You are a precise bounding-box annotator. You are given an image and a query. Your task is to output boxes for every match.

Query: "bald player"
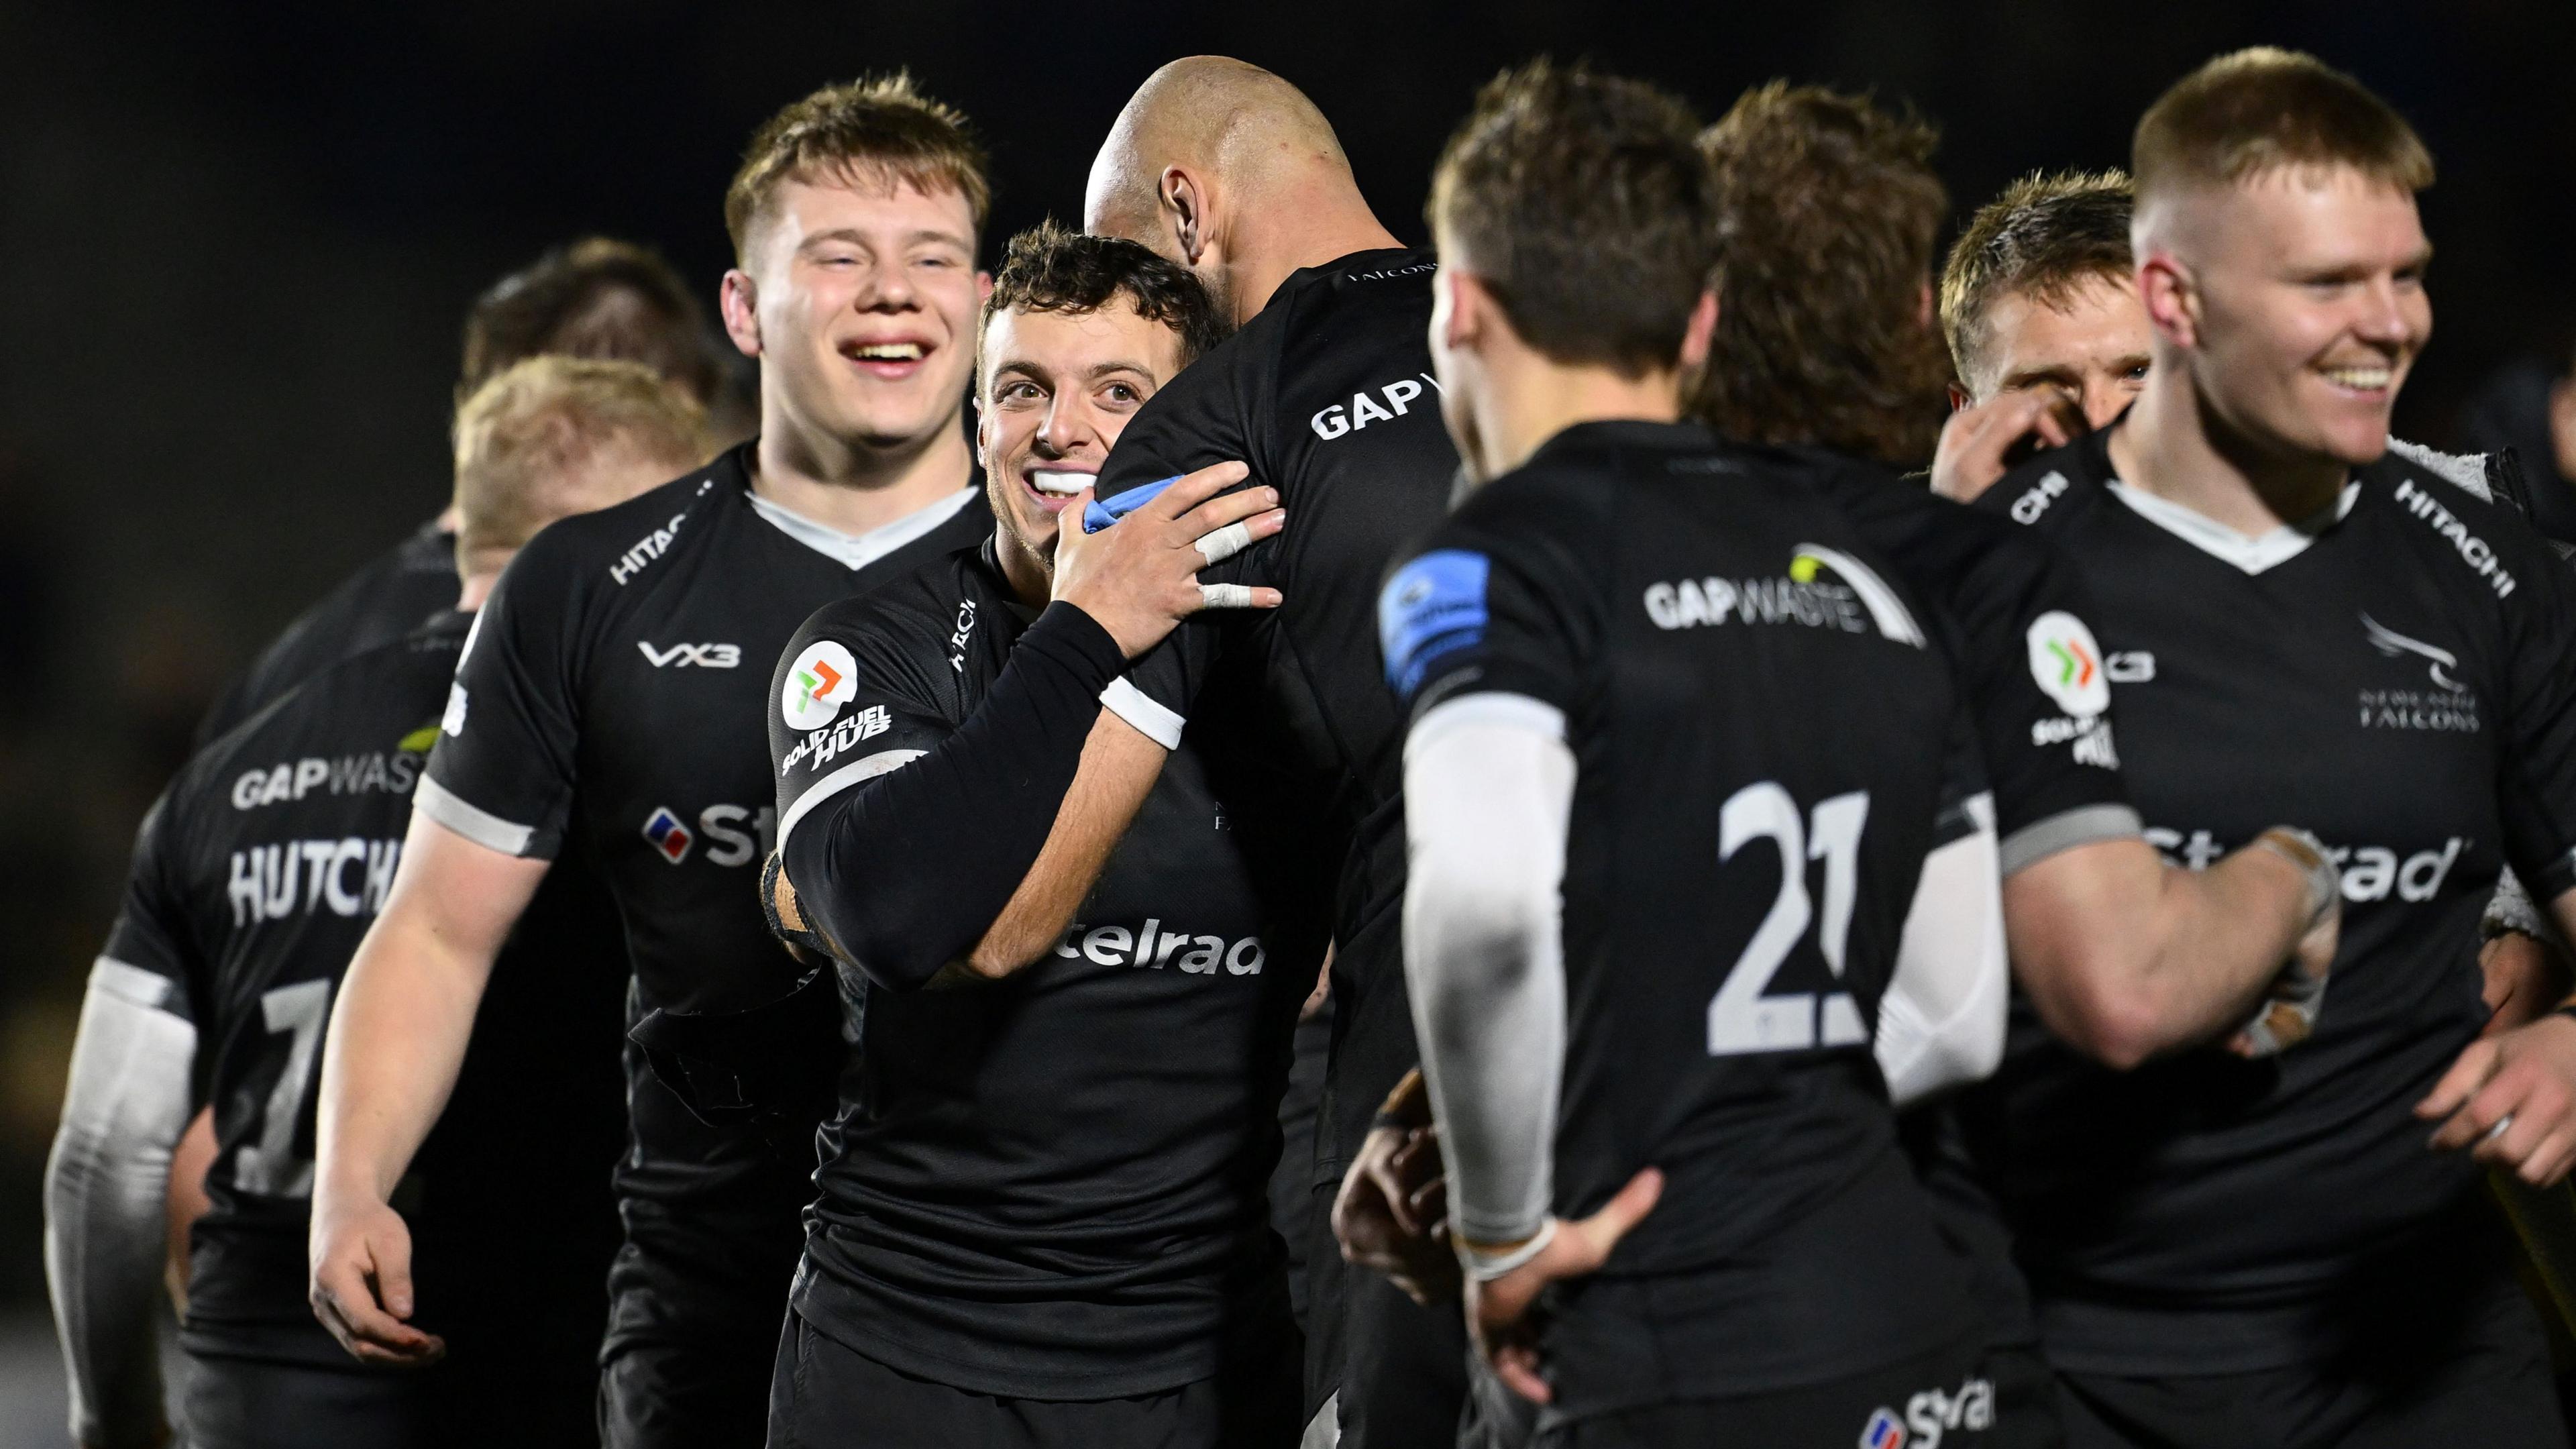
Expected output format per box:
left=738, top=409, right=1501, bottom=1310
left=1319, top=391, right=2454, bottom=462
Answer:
left=912, top=58, right=1468, bottom=1446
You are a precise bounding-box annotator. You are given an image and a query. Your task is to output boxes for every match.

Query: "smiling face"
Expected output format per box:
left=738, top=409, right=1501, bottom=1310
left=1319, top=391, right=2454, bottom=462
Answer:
left=2161, top=166, right=2431, bottom=468
left=732, top=174, right=984, bottom=454
left=975, top=298, right=1186, bottom=587
left=1970, top=274, right=2154, bottom=427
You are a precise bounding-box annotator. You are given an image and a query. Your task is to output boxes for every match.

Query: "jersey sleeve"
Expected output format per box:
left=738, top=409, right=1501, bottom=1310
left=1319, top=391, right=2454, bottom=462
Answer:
left=1377, top=480, right=1601, bottom=721
left=773, top=597, right=1129, bottom=992
left=1947, top=525, right=2142, bottom=875
left=1089, top=322, right=1276, bottom=733
left=2494, top=536, right=2576, bottom=903
left=770, top=607, right=959, bottom=857
left=98, top=792, right=201, bottom=1028
left=416, top=529, right=590, bottom=859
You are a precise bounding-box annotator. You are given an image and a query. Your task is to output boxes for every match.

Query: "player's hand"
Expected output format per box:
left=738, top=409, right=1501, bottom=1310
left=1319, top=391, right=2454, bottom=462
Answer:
left=1051, top=462, right=1284, bottom=657
left=1466, top=1167, right=1663, bottom=1405
left=2481, top=932, right=2573, bottom=1037
left=309, top=1191, right=446, bottom=1367
left=1333, top=1124, right=1460, bottom=1305
left=2419, top=1012, right=2576, bottom=1185
left=2226, top=835, right=2341, bottom=1057
left=1929, top=390, right=2085, bottom=504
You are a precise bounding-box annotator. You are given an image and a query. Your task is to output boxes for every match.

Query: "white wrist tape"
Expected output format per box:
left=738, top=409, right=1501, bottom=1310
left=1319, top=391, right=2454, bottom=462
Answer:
left=1462, top=1219, right=1558, bottom=1282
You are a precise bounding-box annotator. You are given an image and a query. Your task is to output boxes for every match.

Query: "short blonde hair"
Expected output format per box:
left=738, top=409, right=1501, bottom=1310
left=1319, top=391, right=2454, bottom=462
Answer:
left=1939, top=170, right=2135, bottom=389
left=724, top=72, right=990, bottom=266
left=2134, top=48, right=2432, bottom=208
left=451, top=357, right=710, bottom=562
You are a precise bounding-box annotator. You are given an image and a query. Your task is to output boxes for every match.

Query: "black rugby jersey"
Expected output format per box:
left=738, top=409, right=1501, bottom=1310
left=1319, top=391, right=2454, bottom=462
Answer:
left=421, top=442, right=987, bottom=1020
left=1781, top=444, right=2139, bottom=865
left=1382, top=421, right=1986, bottom=1412
left=103, top=614, right=626, bottom=1371
left=199, top=519, right=457, bottom=747
left=768, top=539, right=1324, bottom=1398
left=1090, top=248, right=1458, bottom=1180
left=1970, top=430, right=2576, bottom=1373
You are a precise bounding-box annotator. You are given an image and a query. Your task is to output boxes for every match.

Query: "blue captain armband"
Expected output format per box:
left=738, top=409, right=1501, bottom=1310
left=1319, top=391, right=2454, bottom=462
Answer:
left=1379, top=549, right=1491, bottom=702
left=1081, top=475, right=1183, bottom=533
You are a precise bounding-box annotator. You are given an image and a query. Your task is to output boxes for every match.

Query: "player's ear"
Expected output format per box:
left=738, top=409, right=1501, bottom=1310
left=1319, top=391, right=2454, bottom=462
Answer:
left=2137, top=252, right=2197, bottom=351
left=1678, top=290, right=1719, bottom=371
left=1163, top=166, right=1207, bottom=266
left=719, top=270, right=763, bottom=358
left=1947, top=381, right=1972, bottom=413
left=976, top=270, right=995, bottom=306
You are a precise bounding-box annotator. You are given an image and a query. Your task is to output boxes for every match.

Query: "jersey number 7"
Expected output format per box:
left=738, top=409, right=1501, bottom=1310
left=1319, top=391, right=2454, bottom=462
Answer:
left=1711, top=782, right=1871, bottom=1057
left=232, top=978, right=334, bottom=1198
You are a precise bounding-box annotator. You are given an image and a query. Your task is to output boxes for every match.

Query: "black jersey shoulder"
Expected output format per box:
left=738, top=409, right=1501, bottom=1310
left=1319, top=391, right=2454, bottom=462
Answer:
left=773, top=539, right=1014, bottom=730
left=1094, top=247, right=1440, bottom=505
left=181, top=614, right=467, bottom=828
left=197, top=519, right=456, bottom=746
left=494, top=446, right=747, bottom=614
left=1981, top=425, right=2121, bottom=535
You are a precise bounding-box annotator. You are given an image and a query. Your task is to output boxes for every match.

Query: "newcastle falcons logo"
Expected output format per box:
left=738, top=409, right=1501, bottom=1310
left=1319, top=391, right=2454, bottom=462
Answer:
left=2360, top=614, right=2465, bottom=694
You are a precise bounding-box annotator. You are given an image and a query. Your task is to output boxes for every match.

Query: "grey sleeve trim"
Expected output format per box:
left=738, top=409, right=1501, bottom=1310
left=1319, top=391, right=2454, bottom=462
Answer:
left=2387, top=437, right=2495, bottom=504
left=775, top=749, right=929, bottom=851
left=1099, top=676, right=1184, bottom=749
left=1998, top=802, right=2144, bottom=877
left=413, top=776, right=541, bottom=859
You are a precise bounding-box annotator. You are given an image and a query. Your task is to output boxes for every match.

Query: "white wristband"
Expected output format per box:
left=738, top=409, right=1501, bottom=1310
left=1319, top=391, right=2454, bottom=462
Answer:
left=1461, top=1219, right=1558, bottom=1281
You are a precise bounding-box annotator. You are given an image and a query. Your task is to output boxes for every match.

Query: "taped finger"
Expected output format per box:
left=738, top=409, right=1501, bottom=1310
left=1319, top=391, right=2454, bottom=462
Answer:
left=1200, top=582, right=1258, bottom=608
left=1196, top=520, right=1254, bottom=565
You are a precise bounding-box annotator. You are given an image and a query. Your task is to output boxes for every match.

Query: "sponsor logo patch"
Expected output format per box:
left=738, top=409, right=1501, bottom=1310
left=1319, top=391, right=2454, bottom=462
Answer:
left=641, top=807, right=694, bottom=865
left=1051, top=919, right=1267, bottom=975
left=1311, top=373, right=1440, bottom=441
left=1861, top=1373, right=1996, bottom=1449
left=782, top=641, right=859, bottom=731
left=1642, top=545, right=1923, bottom=647
left=638, top=641, right=741, bottom=669
left=2026, top=610, right=2110, bottom=717
left=1379, top=549, right=1490, bottom=700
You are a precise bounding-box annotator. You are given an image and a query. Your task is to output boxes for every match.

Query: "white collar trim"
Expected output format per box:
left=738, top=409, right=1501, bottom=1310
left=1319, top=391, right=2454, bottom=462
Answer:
left=745, top=485, right=975, bottom=572
left=2105, top=478, right=2359, bottom=575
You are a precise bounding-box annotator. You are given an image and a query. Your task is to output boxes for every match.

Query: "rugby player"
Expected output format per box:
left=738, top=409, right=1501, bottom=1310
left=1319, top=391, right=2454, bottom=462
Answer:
left=1978, top=50, right=2576, bottom=1446
left=305, top=76, right=996, bottom=1448
left=1079, top=56, right=1473, bottom=1445
left=1935, top=169, right=2574, bottom=1038
left=196, top=237, right=724, bottom=745
left=1931, top=173, right=2151, bottom=504
left=44, top=358, right=702, bottom=1449
left=1341, top=78, right=2347, bottom=1449
left=1383, top=60, right=2027, bottom=1444
left=741, top=222, right=1311, bottom=1447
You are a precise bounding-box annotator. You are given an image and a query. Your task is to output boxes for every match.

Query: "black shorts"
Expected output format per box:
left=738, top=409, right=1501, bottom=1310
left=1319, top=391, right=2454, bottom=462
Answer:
left=765, top=1309, right=1305, bottom=1449
left=1533, top=1334, right=2028, bottom=1449
left=182, top=1352, right=435, bottom=1449
left=599, top=1046, right=810, bottom=1449
left=2052, top=1279, right=2565, bottom=1449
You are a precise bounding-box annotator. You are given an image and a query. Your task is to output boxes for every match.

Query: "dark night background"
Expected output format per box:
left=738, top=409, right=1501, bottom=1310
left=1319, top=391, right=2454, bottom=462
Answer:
left=1, top=0, right=2569, bottom=1428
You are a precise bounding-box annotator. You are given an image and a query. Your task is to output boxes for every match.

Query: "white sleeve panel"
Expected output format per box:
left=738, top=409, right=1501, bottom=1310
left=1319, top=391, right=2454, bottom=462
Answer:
left=1875, top=795, right=2010, bottom=1108
left=1400, top=692, right=1574, bottom=1252
left=44, top=959, right=195, bottom=1448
